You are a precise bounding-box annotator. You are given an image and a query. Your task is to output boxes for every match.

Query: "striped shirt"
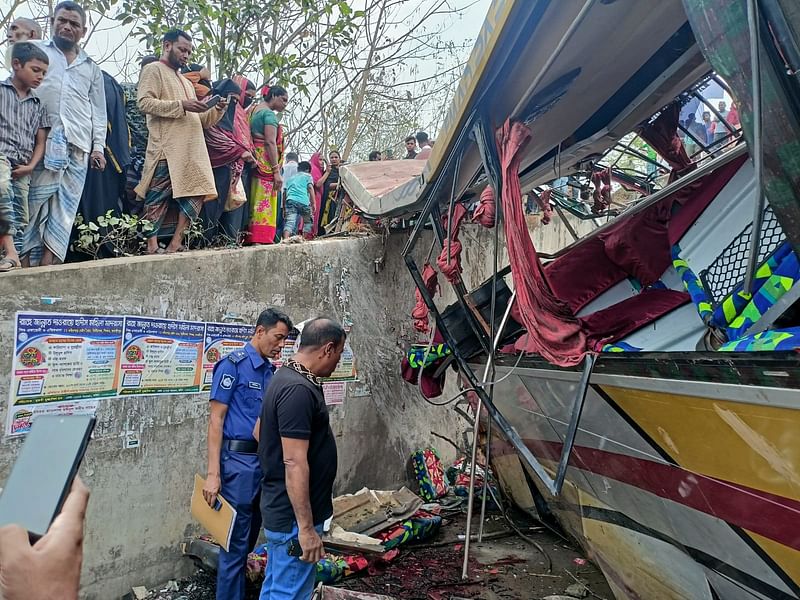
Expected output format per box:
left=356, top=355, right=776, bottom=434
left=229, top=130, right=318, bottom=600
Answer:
left=0, top=78, right=49, bottom=166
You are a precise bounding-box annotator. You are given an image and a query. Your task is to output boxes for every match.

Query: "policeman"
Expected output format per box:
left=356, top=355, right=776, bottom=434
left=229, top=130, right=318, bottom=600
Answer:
left=204, top=308, right=293, bottom=600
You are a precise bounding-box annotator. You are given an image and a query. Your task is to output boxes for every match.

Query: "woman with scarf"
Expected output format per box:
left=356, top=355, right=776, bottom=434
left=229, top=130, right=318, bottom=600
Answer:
left=201, top=75, right=257, bottom=243
left=247, top=85, right=288, bottom=244
left=315, top=150, right=341, bottom=235
left=180, top=63, right=213, bottom=98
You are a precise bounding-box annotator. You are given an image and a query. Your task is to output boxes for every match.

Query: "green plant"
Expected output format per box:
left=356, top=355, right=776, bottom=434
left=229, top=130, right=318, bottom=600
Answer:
left=72, top=211, right=155, bottom=258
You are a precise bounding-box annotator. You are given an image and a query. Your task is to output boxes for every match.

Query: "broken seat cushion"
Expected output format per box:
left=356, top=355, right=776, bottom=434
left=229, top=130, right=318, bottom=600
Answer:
left=411, top=448, right=448, bottom=501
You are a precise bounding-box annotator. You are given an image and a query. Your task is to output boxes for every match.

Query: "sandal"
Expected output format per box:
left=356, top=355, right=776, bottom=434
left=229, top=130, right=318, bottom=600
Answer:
left=0, top=257, right=20, bottom=272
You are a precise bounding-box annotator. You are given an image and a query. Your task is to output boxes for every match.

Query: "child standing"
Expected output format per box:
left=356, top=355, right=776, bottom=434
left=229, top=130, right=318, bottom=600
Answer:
left=0, top=41, right=49, bottom=271
left=282, top=161, right=315, bottom=241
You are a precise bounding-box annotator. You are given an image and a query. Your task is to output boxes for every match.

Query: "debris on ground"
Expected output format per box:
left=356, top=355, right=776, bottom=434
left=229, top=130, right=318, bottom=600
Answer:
left=143, top=451, right=612, bottom=599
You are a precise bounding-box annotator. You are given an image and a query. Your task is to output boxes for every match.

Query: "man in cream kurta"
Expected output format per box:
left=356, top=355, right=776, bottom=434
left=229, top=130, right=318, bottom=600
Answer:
left=135, top=28, right=224, bottom=254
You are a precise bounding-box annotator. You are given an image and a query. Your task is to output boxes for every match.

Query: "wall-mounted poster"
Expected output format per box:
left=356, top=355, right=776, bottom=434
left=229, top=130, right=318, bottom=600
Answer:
left=201, top=322, right=253, bottom=391
left=119, top=317, right=205, bottom=396
left=7, top=312, right=123, bottom=435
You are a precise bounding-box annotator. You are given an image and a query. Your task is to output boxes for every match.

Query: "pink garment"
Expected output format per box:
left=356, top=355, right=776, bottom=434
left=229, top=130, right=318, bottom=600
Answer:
left=497, top=120, right=587, bottom=367
left=472, top=185, right=496, bottom=228
left=413, top=263, right=439, bottom=334
left=309, top=152, right=324, bottom=238
left=533, top=189, right=553, bottom=224
left=436, top=203, right=468, bottom=284
left=416, top=145, right=432, bottom=160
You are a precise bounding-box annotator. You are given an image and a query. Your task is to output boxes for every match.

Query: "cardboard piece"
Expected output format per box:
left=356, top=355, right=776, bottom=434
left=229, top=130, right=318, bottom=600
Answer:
left=190, top=474, right=237, bottom=551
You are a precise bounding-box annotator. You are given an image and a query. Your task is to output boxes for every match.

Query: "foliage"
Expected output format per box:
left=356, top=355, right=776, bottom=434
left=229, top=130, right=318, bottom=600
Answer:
left=72, top=211, right=154, bottom=258
left=116, top=0, right=363, bottom=87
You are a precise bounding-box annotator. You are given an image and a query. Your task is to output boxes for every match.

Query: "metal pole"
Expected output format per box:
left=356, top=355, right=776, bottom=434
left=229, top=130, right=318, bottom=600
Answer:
left=461, top=292, right=516, bottom=579
left=461, top=394, right=483, bottom=580
left=477, top=403, right=492, bottom=541
left=744, top=0, right=765, bottom=295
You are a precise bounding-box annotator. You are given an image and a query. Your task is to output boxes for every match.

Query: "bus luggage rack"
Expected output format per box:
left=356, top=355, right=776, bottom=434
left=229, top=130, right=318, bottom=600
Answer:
left=699, top=205, right=785, bottom=307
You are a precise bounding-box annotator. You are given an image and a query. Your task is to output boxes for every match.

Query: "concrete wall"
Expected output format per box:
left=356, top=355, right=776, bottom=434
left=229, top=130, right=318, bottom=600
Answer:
left=0, top=235, right=470, bottom=599
left=0, top=209, right=589, bottom=598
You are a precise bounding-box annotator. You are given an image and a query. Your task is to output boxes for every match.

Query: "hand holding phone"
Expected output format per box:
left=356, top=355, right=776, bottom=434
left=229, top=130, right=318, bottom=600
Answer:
left=204, top=94, right=222, bottom=108
left=0, top=415, right=95, bottom=539
left=0, top=477, right=89, bottom=600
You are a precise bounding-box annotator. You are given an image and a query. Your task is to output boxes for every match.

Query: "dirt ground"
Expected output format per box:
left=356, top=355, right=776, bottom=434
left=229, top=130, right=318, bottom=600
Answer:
left=138, top=511, right=612, bottom=600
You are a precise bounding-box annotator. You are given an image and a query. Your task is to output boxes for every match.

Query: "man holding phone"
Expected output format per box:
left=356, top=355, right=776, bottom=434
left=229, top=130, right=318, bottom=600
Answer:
left=135, top=28, right=226, bottom=254
left=205, top=309, right=292, bottom=600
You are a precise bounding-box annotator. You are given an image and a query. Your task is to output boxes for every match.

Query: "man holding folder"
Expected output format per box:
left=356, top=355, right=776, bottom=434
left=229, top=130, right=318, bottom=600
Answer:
left=203, top=309, right=293, bottom=600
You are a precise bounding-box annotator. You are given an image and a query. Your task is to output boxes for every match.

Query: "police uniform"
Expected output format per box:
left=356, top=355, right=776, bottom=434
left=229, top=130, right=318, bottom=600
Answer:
left=210, top=342, right=274, bottom=600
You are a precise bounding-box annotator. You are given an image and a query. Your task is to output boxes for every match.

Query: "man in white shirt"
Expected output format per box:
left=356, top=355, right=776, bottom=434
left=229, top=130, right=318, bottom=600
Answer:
left=21, top=1, right=106, bottom=266
left=415, top=131, right=433, bottom=161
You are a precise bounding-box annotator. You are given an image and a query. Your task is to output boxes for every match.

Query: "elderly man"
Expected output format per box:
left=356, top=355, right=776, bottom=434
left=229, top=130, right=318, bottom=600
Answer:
left=4, top=17, right=42, bottom=75
left=20, top=1, right=106, bottom=267
left=257, top=318, right=346, bottom=600
left=135, top=29, right=226, bottom=254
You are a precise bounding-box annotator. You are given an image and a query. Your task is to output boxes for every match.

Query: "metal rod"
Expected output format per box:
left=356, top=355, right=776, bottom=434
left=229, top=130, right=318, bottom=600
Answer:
left=462, top=291, right=516, bottom=578
left=744, top=0, right=765, bottom=295
left=461, top=394, right=483, bottom=580
left=478, top=405, right=492, bottom=541
left=553, top=354, right=596, bottom=492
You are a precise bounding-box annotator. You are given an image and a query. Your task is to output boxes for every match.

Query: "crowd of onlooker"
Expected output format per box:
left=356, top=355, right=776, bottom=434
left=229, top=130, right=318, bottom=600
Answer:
left=0, top=3, right=438, bottom=270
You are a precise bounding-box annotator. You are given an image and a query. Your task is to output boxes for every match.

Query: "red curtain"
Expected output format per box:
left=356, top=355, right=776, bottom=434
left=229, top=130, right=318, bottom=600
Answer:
left=639, top=101, right=694, bottom=181
left=497, top=120, right=587, bottom=367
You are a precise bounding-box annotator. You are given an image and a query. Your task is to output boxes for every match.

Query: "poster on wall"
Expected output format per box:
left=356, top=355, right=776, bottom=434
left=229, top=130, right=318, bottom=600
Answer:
left=119, top=317, right=205, bottom=396
left=201, top=322, right=253, bottom=391
left=7, top=312, right=123, bottom=436
left=323, top=381, right=346, bottom=406
left=284, top=319, right=358, bottom=382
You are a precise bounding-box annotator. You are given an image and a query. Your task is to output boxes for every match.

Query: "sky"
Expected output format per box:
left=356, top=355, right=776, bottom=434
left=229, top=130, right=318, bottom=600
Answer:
left=13, top=0, right=494, bottom=82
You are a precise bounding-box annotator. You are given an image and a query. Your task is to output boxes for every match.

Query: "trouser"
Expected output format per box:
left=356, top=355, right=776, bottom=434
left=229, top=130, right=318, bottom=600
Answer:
left=0, top=158, right=31, bottom=251
left=283, top=200, right=313, bottom=236
left=259, top=522, right=324, bottom=600
left=216, top=449, right=262, bottom=600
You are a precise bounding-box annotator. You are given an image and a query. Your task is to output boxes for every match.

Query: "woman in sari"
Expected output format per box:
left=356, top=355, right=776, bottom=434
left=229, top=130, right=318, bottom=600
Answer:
left=315, top=150, right=341, bottom=235
left=201, top=76, right=257, bottom=243
left=248, top=85, right=288, bottom=244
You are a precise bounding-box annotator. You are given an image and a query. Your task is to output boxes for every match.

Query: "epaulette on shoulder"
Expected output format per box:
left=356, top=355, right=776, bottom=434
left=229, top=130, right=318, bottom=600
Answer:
left=227, top=349, right=247, bottom=364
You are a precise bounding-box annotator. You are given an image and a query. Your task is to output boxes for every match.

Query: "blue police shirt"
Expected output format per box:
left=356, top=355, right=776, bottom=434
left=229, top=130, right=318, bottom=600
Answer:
left=210, top=342, right=275, bottom=441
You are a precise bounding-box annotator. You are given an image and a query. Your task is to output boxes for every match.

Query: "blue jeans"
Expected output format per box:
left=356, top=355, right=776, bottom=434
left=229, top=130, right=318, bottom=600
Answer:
left=259, top=522, right=323, bottom=600
left=283, top=200, right=313, bottom=237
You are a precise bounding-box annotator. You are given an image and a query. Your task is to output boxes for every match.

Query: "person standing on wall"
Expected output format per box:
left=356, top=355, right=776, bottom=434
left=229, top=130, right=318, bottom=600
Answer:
left=204, top=308, right=293, bottom=600
left=257, top=317, right=346, bottom=600
left=20, top=1, right=106, bottom=267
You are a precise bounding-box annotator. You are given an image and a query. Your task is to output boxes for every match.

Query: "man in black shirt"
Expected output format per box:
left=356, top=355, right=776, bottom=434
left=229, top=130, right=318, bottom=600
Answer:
left=257, top=317, right=345, bottom=600
left=403, top=135, right=417, bottom=159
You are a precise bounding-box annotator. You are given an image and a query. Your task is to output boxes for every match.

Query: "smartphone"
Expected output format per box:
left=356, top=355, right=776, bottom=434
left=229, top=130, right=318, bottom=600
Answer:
left=0, top=415, right=95, bottom=539
left=204, top=94, right=222, bottom=108
left=288, top=538, right=303, bottom=557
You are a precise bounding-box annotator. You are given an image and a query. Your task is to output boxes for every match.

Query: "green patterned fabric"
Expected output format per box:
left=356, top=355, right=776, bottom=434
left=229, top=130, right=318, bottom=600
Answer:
left=681, top=0, right=800, bottom=254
